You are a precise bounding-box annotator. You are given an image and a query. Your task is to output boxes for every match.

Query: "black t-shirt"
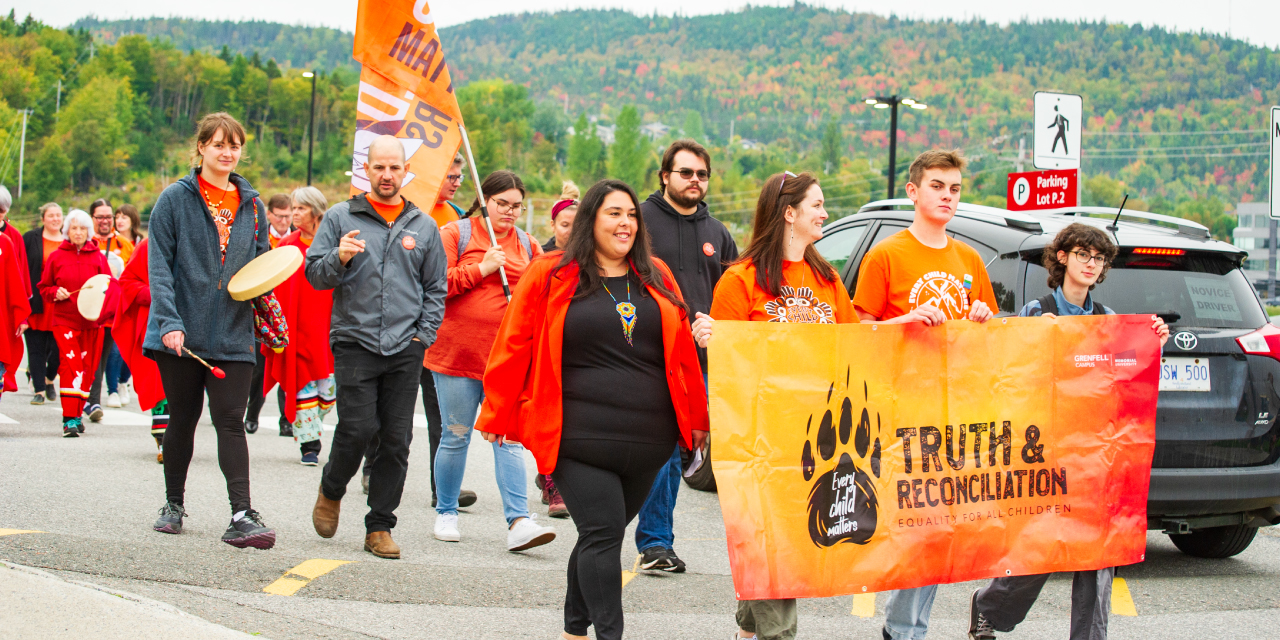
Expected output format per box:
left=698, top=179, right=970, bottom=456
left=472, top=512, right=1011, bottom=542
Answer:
left=561, top=272, right=679, bottom=445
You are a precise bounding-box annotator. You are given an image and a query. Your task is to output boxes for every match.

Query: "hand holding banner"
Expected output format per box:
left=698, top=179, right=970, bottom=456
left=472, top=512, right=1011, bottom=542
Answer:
left=709, top=316, right=1159, bottom=600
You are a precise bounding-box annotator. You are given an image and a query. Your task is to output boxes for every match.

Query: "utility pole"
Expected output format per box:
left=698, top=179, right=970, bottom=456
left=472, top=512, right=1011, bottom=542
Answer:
left=526, top=200, right=534, bottom=234
left=865, top=96, right=929, bottom=199
left=303, top=71, right=317, bottom=185
left=17, top=109, right=28, bottom=202
left=55, top=80, right=61, bottom=115
left=1017, top=137, right=1026, bottom=173
left=1269, top=217, right=1276, bottom=301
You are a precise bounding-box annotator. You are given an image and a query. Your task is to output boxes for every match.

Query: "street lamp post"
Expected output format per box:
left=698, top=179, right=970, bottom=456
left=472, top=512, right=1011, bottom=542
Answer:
left=864, top=96, right=928, bottom=199
left=303, top=71, right=317, bottom=186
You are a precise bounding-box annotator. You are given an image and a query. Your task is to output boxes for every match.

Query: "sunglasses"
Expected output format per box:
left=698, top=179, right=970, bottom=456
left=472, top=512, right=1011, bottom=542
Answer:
left=669, top=168, right=710, bottom=182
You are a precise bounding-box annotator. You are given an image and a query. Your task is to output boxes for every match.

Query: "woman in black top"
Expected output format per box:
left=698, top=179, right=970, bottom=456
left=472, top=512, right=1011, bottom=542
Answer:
left=23, top=203, right=64, bottom=404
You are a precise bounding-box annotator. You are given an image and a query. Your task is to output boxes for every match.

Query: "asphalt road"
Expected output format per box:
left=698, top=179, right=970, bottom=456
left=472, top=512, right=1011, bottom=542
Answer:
left=2, top=385, right=1279, bottom=639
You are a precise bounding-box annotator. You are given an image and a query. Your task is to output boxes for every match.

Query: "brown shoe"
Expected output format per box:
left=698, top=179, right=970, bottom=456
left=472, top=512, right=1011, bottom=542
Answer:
left=364, top=531, right=400, bottom=559
left=313, top=487, right=340, bottom=538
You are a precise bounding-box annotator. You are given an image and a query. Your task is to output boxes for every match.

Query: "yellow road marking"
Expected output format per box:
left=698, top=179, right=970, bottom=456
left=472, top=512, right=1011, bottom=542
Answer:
left=0, top=529, right=43, bottom=537
left=851, top=592, right=876, bottom=617
left=263, top=559, right=354, bottom=596
left=620, top=554, right=642, bottom=588
left=1111, top=577, right=1138, bottom=616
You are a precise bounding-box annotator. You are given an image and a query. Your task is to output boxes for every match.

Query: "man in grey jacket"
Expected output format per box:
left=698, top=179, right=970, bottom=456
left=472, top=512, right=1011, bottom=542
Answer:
left=306, top=135, right=447, bottom=559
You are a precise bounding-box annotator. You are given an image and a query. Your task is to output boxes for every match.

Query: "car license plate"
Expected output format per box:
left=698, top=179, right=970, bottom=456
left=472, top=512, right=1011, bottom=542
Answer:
left=1160, top=357, right=1211, bottom=392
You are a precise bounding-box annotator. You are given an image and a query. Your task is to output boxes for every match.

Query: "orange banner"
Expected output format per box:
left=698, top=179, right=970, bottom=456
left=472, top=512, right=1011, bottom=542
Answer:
left=708, top=316, right=1159, bottom=600
left=349, top=0, right=462, bottom=206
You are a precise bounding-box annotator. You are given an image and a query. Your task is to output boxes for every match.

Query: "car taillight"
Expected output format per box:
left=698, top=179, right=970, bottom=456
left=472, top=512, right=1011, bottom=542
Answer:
left=1237, top=324, right=1280, bottom=362
left=1133, top=247, right=1186, bottom=256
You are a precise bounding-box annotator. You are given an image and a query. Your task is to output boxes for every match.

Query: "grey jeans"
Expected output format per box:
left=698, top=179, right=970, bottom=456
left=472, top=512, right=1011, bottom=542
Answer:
left=976, top=567, right=1114, bottom=640
left=736, top=599, right=797, bottom=640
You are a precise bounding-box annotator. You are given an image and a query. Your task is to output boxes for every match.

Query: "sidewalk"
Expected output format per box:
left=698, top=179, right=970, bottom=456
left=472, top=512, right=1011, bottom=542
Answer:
left=0, top=561, right=259, bottom=639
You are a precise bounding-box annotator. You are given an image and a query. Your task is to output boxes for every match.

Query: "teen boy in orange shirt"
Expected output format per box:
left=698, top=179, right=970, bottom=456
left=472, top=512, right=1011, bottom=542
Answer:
left=851, top=149, right=998, bottom=640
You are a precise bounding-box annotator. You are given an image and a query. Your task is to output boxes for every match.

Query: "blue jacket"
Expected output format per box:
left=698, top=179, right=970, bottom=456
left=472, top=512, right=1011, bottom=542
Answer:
left=144, top=169, right=270, bottom=363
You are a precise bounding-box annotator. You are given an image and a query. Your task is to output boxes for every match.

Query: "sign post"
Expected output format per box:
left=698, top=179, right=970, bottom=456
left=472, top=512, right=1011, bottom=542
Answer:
left=1008, top=169, right=1079, bottom=211
left=1034, top=92, right=1083, bottom=171
left=1270, top=106, right=1279, bottom=221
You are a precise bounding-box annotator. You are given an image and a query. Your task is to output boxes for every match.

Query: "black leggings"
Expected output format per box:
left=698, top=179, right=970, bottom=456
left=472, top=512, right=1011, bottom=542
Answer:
left=155, top=352, right=255, bottom=514
left=23, top=329, right=59, bottom=393
left=551, top=437, right=676, bottom=640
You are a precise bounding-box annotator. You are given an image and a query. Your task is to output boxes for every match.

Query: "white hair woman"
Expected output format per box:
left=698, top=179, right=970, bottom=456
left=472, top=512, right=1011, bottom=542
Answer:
left=263, top=186, right=335, bottom=465
left=37, top=209, right=114, bottom=436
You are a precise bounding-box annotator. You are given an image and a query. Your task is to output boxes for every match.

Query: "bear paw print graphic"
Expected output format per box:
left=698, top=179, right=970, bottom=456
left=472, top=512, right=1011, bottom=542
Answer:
left=800, top=373, right=881, bottom=547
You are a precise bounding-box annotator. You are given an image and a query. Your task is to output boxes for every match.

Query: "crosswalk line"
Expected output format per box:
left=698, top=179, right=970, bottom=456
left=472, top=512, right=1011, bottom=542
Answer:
left=0, top=412, right=17, bottom=424
left=1111, top=577, right=1138, bottom=616
left=100, top=409, right=151, bottom=427
left=263, top=559, right=354, bottom=596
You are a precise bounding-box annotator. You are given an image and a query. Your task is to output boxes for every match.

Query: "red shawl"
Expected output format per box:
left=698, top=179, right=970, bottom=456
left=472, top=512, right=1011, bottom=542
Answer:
left=0, top=234, right=29, bottom=391
left=2, top=222, right=30, bottom=298
left=114, top=240, right=164, bottom=411
left=263, top=231, right=333, bottom=423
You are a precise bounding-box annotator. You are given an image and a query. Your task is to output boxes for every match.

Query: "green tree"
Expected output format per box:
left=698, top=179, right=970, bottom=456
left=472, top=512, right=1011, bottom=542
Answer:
left=682, top=110, right=706, bottom=143
left=55, top=76, right=135, bottom=187
left=609, top=105, right=646, bottom=190
left=821, top=120, right=842, bottom=174
left=29, top=138, right=70, bottom=202
left=568, top=113, right=604, bottom=185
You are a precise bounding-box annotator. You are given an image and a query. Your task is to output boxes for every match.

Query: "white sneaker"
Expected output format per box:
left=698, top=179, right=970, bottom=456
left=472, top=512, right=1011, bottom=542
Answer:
left=118, top=383, right=131, bottom=406
left=507, top=514, right=555, bottom=552
left=105, top=392, right=122, bottom=408
left=434, top=513, right=460, bottom=542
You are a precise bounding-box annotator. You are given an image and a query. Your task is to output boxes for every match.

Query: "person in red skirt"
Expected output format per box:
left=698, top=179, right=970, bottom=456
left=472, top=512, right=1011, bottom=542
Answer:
left=264, top=186, right=334, bottom=466
left=38, top=209, right=114, bottom=436
left=0, top=226, right=30, bottom=400
left=115, top=238, right=168, bottom=461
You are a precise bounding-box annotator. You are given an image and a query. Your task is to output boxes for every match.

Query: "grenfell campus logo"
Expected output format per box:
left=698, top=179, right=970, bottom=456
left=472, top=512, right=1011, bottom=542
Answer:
left=801, top=369, right=882, bottom=547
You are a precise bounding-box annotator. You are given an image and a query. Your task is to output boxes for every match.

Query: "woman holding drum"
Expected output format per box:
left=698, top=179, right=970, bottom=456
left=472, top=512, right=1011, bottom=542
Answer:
left=37, top=209, right=113, bottom=437
left=144, top=112, right=276, bottom=550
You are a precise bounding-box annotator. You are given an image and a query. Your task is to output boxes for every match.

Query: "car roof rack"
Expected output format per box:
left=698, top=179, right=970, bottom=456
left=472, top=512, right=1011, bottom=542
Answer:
left=1037, top=206, right=1211, bottom=239
left=857, top=199, right=1043, bottom=232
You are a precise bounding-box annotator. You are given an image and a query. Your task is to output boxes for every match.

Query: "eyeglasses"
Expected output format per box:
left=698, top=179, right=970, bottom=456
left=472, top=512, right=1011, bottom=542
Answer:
left=445, top=174, right=465, bottom=184
left=669, top=168, right=710, bottom=182
left=1070, top=250, right=1108, bottom=266
left=491, top=198, right=526, bottom=214
left=92, top=215, right=114, bottom=221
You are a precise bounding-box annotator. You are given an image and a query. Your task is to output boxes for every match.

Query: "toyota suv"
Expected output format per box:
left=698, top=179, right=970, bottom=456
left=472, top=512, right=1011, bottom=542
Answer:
left=688, top=198, right=1280, bottom=559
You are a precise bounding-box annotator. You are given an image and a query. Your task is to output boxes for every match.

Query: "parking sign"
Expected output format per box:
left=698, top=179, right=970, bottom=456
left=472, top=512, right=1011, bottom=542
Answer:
left=1034, top=92, right=1083, bottom=170
left=1271, top=106, right=1279, bottom=220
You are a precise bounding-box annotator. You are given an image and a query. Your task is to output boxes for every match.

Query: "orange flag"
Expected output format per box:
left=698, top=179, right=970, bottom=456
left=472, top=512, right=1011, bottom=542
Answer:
left=350, top=0, right=463, bottom=207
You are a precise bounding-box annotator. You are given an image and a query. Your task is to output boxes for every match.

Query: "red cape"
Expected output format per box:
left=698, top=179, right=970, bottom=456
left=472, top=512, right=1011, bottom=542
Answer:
left=0, top=234, right=29, bottom=391
left=3, top=222, right=30, bottom=298
left=263, top=231, right=334, bottom=423
left=114, top=240, right=165, bottom=411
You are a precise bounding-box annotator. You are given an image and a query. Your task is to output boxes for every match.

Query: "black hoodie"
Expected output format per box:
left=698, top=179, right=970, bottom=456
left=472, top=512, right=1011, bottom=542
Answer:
left=641, top=190, right=739, bottom=371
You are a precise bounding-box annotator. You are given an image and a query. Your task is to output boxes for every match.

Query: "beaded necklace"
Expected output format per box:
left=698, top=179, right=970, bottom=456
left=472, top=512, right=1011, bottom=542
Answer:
left=601, top=271, right=637, bottom=347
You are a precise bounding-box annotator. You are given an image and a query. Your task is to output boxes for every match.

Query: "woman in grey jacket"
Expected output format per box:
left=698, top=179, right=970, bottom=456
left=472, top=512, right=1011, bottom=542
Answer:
left=145, top=113, right=275, bottom=549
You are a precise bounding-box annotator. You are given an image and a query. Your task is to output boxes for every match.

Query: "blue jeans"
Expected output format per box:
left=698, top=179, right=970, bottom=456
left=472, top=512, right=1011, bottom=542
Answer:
left=634, top=371, right=706, bottom=552
left=106, top=345, right=130, bottom=393
left=432, top=372, right=530, bottom=525
left=883, top=585, right=937, bottom=640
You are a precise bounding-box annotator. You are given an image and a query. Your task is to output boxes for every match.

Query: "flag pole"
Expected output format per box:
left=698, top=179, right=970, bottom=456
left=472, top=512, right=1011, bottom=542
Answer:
left=458, top=125, right=511, bottom=302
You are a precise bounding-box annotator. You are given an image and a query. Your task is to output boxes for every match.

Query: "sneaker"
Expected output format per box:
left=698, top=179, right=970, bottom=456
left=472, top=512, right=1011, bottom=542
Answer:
left=279, top=423, right=293, bottom=437
left=361, top=473, right=370, bottom=495
left=432, top=490, right=478, bottom=508
left=300, top=452, right=319, bottom=466
left=86, top=404, right=103, bottom=423
left=30, top=393, right=44, bottom=405
left=434, top=513, right=460, bottom=542
left=507, top=515, right=555, bottom=552
left=118, top=383, right=131, bottom=406
left=222, top=510, right=276, bottom=549
left=45, top=385, right=56, bottom=401
left=547, top=480, right=569, bottom=519
left=62, top=424, right=79, bottom=438
left=640, top=547, right=675, bottom=571
left=536, top=474, right=549, bottom=505
left=666, top=548, right=688, bottom=573
left=153, top=501, right=185, bottom=534
left=106, top=392, right=122, bottom=408
left=244, top=421, right=258, bottom=435
left=969, top=588, right=996, bottom=640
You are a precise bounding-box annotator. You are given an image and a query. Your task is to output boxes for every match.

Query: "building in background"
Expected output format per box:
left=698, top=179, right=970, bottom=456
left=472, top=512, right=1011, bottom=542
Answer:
left=1233, top=202, right=1275, bottom=296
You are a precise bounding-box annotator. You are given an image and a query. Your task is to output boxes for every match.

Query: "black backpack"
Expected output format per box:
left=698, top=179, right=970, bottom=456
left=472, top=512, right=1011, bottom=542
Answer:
left=1036, top=293, right=1109, bottom=316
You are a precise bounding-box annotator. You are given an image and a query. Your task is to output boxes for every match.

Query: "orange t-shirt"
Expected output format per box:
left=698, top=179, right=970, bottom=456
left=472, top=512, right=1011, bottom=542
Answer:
left=197, top=175, right=240, bottom=260
left=430, top=200, right=464, bottom=228
left=852, top=229, right=998, bottom=321
left=41, top=237, right=58, bottom=263
left=100, top=232, right=134, bottom=265
left=711, top=259, right=858, bottom=323
left=369, top=197, right=404, bottom=226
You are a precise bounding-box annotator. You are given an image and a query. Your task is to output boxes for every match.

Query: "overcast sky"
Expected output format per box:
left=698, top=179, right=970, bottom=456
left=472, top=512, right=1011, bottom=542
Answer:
left=12, top=0, right=1280, bottom=49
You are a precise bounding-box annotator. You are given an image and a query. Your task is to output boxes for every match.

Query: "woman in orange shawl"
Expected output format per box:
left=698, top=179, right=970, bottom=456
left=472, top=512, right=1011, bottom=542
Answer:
left=115, top=239, right=168, bottom=462
left=263, top=186, right=334, bottom=466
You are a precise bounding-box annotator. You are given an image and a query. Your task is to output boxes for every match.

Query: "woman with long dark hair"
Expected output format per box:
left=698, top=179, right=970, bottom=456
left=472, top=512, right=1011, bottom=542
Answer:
left=703, top=171, right=858, bottom=640
left=426, top=170, right=555, bottom=551
left=144, top=112, right=275, bottom=549
left=476, top=179, right=710, bottom=640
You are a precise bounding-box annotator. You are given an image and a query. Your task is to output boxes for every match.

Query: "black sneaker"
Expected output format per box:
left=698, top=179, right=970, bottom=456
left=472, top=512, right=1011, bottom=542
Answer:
left=154, top=502, right=186, bottom=534
left=222, top=510, right=276, bottom=549
left=640, top=547, right=675, bottom=571
left=969, top=588, right=996, bottom=639
left=244, top=421, right=258, bottom=434
left=62, top=417, right=81, bottom=438
left=666, top=548, right=687, bottom=573
left=279, top=423, right=293, bottom=437
left=30, top=393, right=44, bottom=405
left=45, top=386, right=56, bottom=401
left=85, top=404, right=103, bottom=423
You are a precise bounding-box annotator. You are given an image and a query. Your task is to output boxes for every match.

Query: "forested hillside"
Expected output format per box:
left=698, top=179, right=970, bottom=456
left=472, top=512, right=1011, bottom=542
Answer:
left=6, top=7, right=1279, bottom=239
